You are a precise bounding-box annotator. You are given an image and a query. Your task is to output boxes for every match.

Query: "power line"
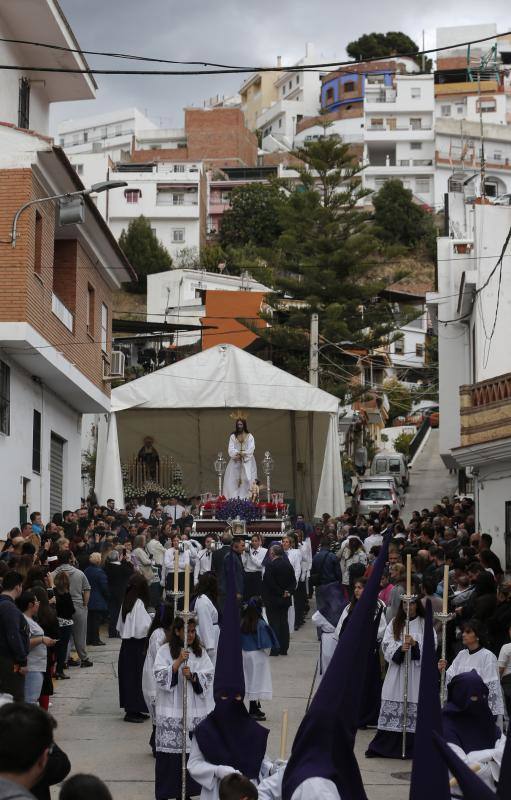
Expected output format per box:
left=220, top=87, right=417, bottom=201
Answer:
left=2, top=30, right=511, bottom=76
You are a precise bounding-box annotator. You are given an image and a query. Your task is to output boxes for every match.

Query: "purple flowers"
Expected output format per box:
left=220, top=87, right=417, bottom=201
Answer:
left=216, top=498, right=262, bottom=522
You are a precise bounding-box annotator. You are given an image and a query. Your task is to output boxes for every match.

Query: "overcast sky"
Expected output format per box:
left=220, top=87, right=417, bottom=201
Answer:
left=51, top=1, right=511, bottom=133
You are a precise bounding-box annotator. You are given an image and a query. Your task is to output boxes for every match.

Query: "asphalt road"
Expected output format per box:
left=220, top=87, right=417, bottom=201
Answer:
left=404, top=428, right=458, bottom=515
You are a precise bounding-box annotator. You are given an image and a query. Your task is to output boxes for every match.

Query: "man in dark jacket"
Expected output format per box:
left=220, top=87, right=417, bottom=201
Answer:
left=0, top=572, right=30, bottom=701
left=211, top=530, right=233, bottom=612
left=104, top=550, right=134, bottom=638
left=262, top=544, right=296, bottom=656
left=311, top=537, right=341, bottom=587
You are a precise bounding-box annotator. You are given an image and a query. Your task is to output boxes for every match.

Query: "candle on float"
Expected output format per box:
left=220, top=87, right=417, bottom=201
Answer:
left=406, top=553, right=412, bottom=596
left=173, top=548, right=179, bottom=593
left=442, top=564, right=449, bottom=614
left=184, top=563, right=190, bottom=613
left=279, top=709, right=289, bottom=761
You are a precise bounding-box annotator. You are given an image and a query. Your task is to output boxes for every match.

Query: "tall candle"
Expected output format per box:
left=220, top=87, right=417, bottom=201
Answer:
left=184, top=563, right=190, bottom=613
left=173, top=549, right=179, bottom=593
left=406, top=553, right=412, bottom=596
left=279, top=709, right=289, bottom=761
left=442, top=564, right=449, bottom=614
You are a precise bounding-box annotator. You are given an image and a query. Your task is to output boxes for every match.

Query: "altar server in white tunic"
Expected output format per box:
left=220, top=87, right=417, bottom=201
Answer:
left=240, top=597, right=279, bottom=721
left=282, top=534, right=391, bottom=800
left=194, top=535, right=217, bottom=584
left=117, top=573, right=152, bottom=723
left=161, top=533, right=191, bottom=594
left=142, top=602, right=174, bottom=755
left=223, top=416, right=257, bottom=501
left=366, top=597, right=430, bottom=759
left=192, top=574, right=220, bottom=666
left=440, top=619, right=505, bottom=717
left=188, top=556, right=272, bottom=800
left=242, top=533, right=267, bottom=599
left=153, top=615, right=214, bottom=800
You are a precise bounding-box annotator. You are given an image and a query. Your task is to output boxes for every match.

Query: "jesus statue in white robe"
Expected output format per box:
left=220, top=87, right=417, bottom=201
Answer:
left=223, top=418, right=257, bottom=500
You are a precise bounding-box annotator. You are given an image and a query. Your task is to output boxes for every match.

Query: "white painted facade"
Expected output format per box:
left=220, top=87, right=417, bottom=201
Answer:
left=146, top=269, right=269, bottom=345
left=0, top=0, right=94, bottom=136
left=0, top=357, right=83, bottom=531
left=258, top=44, right=324, bottom=151
left=434, top=118, right=511, bottom=204
left=106, top=162, right=204, bottom=262
left=388, top=307, right=429, bottom=375
left=427, top=191, right=511, bottom=566
left=363, top=74, right=435, bottom=207
left=0, top=3, right=132, bottom=531
left=58, top=108, right=158, bottom=160
left=294, top=116, right=364, bottom=147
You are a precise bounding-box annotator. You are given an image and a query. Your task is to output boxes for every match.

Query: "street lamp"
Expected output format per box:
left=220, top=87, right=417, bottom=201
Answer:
left=11, top=180, right=128, bottom=247
left=214, top=451, right=226, bottom=497
left=261, top=450, right=274, bottom=501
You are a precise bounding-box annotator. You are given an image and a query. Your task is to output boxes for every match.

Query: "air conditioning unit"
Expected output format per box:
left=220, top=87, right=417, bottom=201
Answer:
left=103, top=351, right=125, bottom=381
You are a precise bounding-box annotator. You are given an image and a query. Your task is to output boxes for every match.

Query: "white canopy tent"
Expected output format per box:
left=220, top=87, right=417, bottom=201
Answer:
left=95, top=344, right=344, bottom=519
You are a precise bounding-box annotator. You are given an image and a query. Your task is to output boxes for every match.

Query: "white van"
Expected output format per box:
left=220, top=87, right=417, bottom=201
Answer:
left=370, top=452, right=409, bottom=489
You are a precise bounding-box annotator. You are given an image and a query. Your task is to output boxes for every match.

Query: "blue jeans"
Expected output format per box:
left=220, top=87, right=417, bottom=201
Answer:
left=24, top=671, right=44, bottom=704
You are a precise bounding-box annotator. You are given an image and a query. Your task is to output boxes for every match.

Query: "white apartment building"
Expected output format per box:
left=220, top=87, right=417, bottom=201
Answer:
left=0, top=1, right=133, bottom=530
left=58, top=108, right=158, bottom=161
left=257, top=44, right=324, bottom=152
left=435, top=118, right=511, bottom=203
left=147, top=269, right=269, bottom=346
left=0, top=0, right=95, bottom=137
left=107, top=162, right=206, bottom=262
left=427, top=189, right=511, bottom=567
left=363, top=74, right=435, bottom=207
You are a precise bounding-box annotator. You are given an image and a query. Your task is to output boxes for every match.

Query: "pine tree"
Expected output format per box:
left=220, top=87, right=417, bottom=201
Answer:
left=118, top=216, right=172, bottom=294
left=256, top=136, right=403, bottom=396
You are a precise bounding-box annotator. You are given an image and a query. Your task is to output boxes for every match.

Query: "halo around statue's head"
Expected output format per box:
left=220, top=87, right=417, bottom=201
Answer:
left=229, top=409, right=249, bottom=421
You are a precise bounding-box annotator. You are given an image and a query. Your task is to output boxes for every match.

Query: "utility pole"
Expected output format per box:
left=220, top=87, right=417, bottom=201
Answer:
left=309, top=313, right=319, bottom=387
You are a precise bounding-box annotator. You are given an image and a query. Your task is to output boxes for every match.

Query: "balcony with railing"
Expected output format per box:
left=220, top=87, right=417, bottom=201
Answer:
left=51, top=292, right=74, bottom=332
left=460, top=372, right=511, bottom=447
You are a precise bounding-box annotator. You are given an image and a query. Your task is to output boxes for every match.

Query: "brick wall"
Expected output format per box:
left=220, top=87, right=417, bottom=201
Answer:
left=130, top=108, right=258, bottom=168
left=0, top=168, right=113, bottom=395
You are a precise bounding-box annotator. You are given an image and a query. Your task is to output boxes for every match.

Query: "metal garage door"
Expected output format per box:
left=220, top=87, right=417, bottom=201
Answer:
left=49, top=433, right=64, bottom=518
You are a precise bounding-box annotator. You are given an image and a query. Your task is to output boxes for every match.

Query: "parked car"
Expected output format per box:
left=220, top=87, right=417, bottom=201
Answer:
left=352, top=480, right=401, bottom=516
left=363, top=475, right=405, bottom=506
left=370, top=452, right=410, bottom=488
left=493, top=193, right=511, bottom=206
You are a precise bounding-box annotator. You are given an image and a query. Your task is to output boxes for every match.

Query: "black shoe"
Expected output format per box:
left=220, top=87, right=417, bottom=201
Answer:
left=67, top=658, right=80, bottom=667
left=55, top=672, right=70, bottom=680
left=270, top=650, right=279, bottom=657
left=80, top=659, right=93, bottom=668
left=124, top=713, right=144, bottom=723
left=90, top=640, right=106, bottom=646
left=250, top=709, right=266, bottom=721
left=135, top=712, right=149, bottom=720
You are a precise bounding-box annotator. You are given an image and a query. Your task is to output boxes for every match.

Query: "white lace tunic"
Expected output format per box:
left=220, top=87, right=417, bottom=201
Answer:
left=446, top=647, right=505, bottom=716
left=142, top=627, right=167, bottom=723
left=377, top=616, right=429, bottom=733
left=153, top=643, right=214, bottom=754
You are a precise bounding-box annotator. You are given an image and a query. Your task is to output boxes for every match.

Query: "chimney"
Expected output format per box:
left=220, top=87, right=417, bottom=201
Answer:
left=306, top=42, right=313, bottom=58
left=277, top=55, right=282, bottom=68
